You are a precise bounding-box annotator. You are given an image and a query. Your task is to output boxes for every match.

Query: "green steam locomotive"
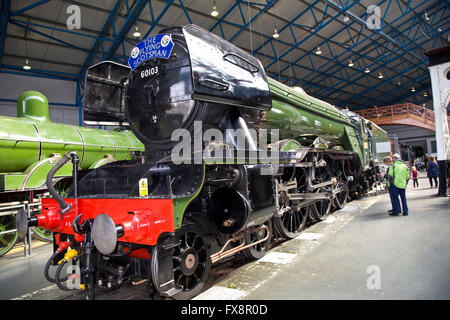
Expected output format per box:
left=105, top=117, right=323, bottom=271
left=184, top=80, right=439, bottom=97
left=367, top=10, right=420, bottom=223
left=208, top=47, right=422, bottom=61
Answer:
left=16, top=25, right=391, bottom=299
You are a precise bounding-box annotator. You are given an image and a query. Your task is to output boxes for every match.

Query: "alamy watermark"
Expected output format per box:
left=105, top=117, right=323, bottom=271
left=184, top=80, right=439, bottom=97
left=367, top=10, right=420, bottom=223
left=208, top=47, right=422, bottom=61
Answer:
left=366, top=5, right=381, bottom=30
left=170, top=121, right=280, bottom=175
left=66, top=5, right=81, bottom=30
left=366, top=265, right=381, bottom=290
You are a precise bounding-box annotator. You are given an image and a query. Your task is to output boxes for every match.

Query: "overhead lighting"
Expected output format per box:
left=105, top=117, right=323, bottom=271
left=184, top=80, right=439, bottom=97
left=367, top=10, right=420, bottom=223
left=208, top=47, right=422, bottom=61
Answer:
left=424, top=92, right=428, bottom=97
left=411, top=87, right=416, bottom=92
left=364, top=67, right=370, bottom=73
left=273, top=28, right=280, bottom=39
left=378, top=72, right=383, bottom=79
left=315, top=46, right=322, bottom=55
left=211, top=1, right=219, bottom=17
left=343, top=14, right=350, bottom=22
left=425, top=12, right=430, bottom=21
left=133, top=25, right=141, bottom=38
left=348, top=60, right=354, bottom=67
left=23, top=58, right=31, bottom=70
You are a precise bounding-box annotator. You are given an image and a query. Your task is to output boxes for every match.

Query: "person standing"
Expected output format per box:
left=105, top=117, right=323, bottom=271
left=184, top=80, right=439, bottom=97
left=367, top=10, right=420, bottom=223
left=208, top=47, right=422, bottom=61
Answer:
left=427, top=156, right=438, bottom=188
left=383, top=156, right=395, bottom=213
left=388, top=153, right=410, bottom=216
left=411, top=165, right=420, bottom=188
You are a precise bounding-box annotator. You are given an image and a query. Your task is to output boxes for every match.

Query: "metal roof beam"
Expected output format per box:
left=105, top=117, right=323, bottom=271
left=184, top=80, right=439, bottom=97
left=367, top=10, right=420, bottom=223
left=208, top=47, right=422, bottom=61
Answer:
left=0, top=0, right=10, bottom=66
left=306, top=16, right=448, bottom=102
left=141, top=0, right=174, bottom=40
left=1, top=64, right=80, bottom=81
left=325, top=0, right=425, bottom=64
left=10, top=0, right=50, bottom=16
left=228, top=0, right=275, bottom=45
left=80, top=0, right=125, bottom=75
left=294, top=0, right=441, bottom=97
left=9, top=19, right=93, bottom=55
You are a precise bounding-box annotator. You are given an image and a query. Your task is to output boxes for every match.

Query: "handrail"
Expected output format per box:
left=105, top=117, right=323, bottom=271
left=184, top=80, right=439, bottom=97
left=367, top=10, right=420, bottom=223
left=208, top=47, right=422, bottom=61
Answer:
left=355, top=103, right=450, bottom=128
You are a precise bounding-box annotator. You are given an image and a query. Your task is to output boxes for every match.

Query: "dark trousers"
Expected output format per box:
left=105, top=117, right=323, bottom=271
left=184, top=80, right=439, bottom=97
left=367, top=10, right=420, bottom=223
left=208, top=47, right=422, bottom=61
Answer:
left=429, top=177, right=438, bottom=187
left=413, top=178, right=418, bottom=188
left=388, top=185, right=395, bottom=210
left=391, top=186, right=408, bottom=215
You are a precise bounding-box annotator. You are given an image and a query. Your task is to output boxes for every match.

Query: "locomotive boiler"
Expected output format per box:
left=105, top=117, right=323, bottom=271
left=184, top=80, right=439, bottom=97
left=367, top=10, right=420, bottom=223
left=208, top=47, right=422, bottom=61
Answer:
left=16, top=25, right=390, bottom=299
left=0, top=89, right=144, bottom=255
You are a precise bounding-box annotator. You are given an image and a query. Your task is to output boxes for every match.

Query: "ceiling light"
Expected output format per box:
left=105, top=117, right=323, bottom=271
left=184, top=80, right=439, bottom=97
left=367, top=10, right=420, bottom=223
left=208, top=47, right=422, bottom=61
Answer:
left=425, top=12, right=430, bottom=21
left=273, top=28, right=279, bottom=39
left=23, top=58, right=31, bottom=70
left=343, top=14, right=349, bottom=22
left=378, top=72, right=383, bottom=79
left=133, top=26, right=141, bottom=38
left=423, top=92, right=427, bottom=97
left=211, top=2, right=219, bottom=17
left=411, top=87, right=416, bottom=92
left=364, top=67, right=370, bottom=73
left=315, top=46, right=322, bottom=55
left=348, top=60, right=354, bottom=67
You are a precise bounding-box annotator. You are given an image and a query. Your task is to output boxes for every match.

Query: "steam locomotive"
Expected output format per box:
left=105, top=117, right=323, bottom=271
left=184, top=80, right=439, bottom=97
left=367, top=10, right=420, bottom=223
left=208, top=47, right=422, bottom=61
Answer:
left=0, top=90, right=144, bottom=255
left=16, top=25, right=390, bottom=299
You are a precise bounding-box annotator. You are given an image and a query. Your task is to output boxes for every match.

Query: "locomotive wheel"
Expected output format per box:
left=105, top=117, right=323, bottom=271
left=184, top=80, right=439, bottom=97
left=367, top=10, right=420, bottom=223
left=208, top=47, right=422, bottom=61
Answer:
left=0, top=215, right=19, bottom=257
left=32, top=227, right=53, bottom=242
left=311, top=187, right=332, bottom=221
left=333, top=179, right=349, bottom=210
left=311, top=164, right=332, bottom=221
left=171, top=223, right=211, bottom=300
left=243, top=219, right=272, bottom=260
left=273, top=204, right=309, bottom=239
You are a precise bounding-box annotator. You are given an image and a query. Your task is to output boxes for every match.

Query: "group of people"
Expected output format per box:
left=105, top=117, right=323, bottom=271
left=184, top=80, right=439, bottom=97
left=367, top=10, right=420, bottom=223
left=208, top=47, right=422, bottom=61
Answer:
left=382, top=154, right=440, bottom=216
left=410, top=155, right=439, bottom=189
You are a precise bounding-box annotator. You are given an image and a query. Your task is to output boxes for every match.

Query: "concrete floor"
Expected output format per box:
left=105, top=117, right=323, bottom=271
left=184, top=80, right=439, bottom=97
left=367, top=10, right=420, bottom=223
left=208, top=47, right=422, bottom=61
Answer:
left=196, top=184, right=450, bottom=300
left=245, top=187, right=450, bottom=299
left=0, top=241, right=57, bottom=300
left=1, top=182, right=449, bottom=300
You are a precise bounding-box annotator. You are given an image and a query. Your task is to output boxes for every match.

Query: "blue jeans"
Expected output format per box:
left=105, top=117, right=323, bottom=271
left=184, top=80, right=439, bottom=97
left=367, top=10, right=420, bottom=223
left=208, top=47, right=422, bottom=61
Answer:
left=391, top=186, right=408, bottom=215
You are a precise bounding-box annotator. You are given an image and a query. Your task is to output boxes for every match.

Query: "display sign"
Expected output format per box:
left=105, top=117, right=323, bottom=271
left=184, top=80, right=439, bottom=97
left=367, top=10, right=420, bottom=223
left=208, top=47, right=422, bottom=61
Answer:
left=128, top=34, right=174, bottom=71
left=376, top=141, right=391, bottom=153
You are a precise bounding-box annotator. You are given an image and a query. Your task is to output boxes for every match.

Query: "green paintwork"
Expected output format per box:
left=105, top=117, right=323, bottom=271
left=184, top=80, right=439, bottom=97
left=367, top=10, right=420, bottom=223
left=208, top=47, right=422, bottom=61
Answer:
left=173, top=78, right=390, bottom=227
left=264, top=78, right=389, bottom=169
left=0, top=91, right=145, bottom=192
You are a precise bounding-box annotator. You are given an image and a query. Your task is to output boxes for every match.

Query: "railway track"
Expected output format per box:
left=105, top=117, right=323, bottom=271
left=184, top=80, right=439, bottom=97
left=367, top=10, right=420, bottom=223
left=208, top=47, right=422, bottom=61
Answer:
left=57, top=219, right=328, bottom=300
left=58, top=253, right=254, bottom=300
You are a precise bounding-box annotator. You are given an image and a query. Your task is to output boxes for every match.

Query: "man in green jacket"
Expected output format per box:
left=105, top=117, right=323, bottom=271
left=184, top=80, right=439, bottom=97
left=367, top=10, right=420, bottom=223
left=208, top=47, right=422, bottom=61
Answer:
left=387, top=153, right=409, bottom=216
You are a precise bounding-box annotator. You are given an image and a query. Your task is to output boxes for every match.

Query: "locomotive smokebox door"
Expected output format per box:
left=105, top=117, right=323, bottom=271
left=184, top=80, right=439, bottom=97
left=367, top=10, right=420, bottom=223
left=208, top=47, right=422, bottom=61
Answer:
left=82, top=61, right=130, bottom=126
